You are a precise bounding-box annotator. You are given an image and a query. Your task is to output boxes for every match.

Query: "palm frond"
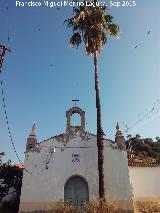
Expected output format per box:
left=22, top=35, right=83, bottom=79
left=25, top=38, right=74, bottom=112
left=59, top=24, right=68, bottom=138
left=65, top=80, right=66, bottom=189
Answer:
left=64, top=18, right=74, bottom=27
left=73, top=7, right=80, bottom=14
left=105, top=15, right=113, bottom=24
left=101, top=32, right=107, bottom=45
left=108, top=24, right=120, bottom=38
left=70, top=32, right=82, bottom=48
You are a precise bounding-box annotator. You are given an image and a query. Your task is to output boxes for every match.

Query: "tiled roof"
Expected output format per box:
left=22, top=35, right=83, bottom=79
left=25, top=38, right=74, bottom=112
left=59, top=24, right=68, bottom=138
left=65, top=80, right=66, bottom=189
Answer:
left=128, top=160, right=160, bottom=167
left=15, top=163, right=24, bottom=169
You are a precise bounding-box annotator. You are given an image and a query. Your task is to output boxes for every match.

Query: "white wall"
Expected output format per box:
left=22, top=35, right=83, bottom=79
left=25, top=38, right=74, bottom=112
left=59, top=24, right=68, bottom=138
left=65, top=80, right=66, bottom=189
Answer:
left=129, top=166, right=160, bottom=200
left=104, top=147, right=132, bottom=201
left=19, top=132, right=133, bottom=212
left=20, top=132, right=99, bottom=204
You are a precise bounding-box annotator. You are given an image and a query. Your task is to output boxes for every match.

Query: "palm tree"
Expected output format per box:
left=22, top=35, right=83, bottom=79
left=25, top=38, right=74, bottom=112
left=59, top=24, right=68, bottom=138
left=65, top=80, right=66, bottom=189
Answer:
left=65, top=0, right=120, bottom=198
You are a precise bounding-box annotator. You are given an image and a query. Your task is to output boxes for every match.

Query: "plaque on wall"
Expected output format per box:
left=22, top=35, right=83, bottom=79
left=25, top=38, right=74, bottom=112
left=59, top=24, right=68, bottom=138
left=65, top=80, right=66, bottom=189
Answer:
left=72, top=154, right=80, bottom=163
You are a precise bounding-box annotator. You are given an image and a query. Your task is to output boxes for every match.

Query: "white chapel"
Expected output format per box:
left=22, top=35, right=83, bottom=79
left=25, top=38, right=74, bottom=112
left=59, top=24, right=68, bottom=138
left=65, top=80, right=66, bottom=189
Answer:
left=19, top=106, right=134, bottom=212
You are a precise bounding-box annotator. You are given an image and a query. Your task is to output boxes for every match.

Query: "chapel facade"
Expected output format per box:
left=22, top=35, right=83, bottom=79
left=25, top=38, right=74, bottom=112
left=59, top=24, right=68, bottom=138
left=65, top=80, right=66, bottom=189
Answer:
left=19, top=106, right=134, bottom=212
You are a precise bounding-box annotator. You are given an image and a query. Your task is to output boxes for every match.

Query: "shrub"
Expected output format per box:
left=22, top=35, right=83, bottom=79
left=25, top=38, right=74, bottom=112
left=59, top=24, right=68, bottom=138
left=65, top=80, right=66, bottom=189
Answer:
left=134, top=200, right=160, bottom=213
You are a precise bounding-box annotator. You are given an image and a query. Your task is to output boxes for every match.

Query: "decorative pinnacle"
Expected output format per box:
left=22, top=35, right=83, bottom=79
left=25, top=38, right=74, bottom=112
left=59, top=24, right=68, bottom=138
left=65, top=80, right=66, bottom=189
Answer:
left=116, top=122, right=120, bottom=132
left=32, top=122, right=36, bottom=134
left=29, top=122, right=36, bottom=137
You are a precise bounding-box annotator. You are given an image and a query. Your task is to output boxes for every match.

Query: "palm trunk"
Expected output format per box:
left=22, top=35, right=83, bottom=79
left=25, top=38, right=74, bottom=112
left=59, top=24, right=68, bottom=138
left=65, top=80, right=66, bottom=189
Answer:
left=94, top=51, right=105, bottom=198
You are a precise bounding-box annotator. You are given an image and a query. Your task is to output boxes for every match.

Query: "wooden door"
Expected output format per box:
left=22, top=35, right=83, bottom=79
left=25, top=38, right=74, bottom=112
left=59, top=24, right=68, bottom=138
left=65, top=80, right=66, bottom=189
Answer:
left=64, top=176, right=89, bottom=205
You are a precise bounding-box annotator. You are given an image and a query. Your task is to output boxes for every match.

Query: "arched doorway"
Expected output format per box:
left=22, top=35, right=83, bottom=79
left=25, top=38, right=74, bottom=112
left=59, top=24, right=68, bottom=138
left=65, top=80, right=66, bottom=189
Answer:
left=64, top=176, right=89, bottom=205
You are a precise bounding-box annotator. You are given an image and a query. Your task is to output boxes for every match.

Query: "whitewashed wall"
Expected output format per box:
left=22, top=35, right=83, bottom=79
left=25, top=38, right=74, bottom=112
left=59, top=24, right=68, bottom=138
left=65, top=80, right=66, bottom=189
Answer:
left=20, top=133, right=98, bottom=204
left=104, top=147, right=132, bottom=201
left=129, top=166, right=160, bottom=200
left=19, top=132, right=133, bottom=212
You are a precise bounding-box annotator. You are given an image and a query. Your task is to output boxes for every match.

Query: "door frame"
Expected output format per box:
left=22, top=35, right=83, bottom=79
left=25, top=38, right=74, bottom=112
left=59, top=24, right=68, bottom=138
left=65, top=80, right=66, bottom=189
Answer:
left=64, top=175, right=89, bottom=204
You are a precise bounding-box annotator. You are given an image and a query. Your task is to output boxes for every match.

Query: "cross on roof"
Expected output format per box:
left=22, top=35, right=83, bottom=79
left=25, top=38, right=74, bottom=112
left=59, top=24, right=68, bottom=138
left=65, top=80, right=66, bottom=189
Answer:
left=72, top=99, right=79, bottom=107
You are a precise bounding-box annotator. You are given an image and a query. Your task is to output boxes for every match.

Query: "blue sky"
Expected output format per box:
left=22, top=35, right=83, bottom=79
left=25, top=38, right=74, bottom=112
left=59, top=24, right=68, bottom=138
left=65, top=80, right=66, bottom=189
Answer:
left=0, top=0, right=160, bottom=163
